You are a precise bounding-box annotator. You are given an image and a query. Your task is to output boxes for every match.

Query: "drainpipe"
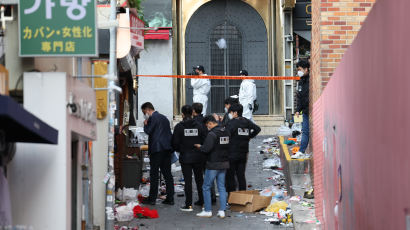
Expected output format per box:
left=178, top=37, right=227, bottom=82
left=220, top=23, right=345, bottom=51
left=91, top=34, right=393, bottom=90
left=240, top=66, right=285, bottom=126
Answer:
left=105, top=0, right=117, bottom=229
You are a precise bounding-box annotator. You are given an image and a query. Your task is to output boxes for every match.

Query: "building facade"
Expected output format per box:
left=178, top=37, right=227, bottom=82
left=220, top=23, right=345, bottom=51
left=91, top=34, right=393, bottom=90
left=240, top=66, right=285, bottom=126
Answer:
left=136, top=0, right=303, bottom=133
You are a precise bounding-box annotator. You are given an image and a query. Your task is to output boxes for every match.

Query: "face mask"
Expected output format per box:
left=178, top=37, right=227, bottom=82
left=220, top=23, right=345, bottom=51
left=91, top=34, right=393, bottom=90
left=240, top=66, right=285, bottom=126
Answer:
left=297, top=71, right=305, bottom=77
left=228, top=113, right=233, bottom=120
left=224, top=107, right=228, bottom=113
left=143, top=113, right=149, bottom=120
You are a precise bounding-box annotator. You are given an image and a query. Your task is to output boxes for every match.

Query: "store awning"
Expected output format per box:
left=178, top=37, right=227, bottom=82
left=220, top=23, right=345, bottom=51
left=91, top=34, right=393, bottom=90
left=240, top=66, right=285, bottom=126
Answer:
left=144, top=28, right=171, bottom=40
left=0, top=95, right=58, bottom=144
left=294, top=30, right=311, bottom=42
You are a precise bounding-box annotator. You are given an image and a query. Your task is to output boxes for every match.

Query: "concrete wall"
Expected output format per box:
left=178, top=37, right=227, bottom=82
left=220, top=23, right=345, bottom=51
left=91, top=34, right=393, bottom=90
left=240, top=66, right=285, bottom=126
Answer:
left=312, top=0, right=410, bottom=228
left=8, top=73, right=96, bottom=229
left=137, top=39, right=174, bottom=124
left=92, top=117, right=108, bottom=230
left=8, top=73, right=68, bottom=229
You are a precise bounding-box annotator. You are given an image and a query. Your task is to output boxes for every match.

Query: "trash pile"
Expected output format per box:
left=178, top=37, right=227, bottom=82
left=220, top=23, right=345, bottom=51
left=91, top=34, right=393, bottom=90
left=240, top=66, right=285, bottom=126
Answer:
left=258, top=183, right=294, bottom=227
left=259, top=137, right=281, bottom=170
left=251, top=137, right=293, bottom=227
left=115, top=188, right=155, bottom=221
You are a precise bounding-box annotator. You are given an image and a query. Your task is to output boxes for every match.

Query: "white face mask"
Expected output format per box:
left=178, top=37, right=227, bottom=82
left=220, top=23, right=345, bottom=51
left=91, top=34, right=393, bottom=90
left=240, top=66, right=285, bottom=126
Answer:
left=224, top=107, right=228, bottom=113
left=228, top=113, right=233, bottom=120
left=143, top=113, right=149, bottom=120
left=297, top=71, right=305, bottom=77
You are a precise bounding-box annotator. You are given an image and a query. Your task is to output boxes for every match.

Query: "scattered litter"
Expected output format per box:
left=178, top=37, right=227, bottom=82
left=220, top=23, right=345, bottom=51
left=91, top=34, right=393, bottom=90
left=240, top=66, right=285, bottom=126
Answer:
left=260, top=211, right=274, bottom=216
left=265, top=201, right=288, bottom=213
left=139, top=184, right=150, bottom=198
left=289, top=196, right=302, bottom=202
left=171, top=164, right=181, bottom=173
left=284, top=140, right=295, bottom=145
left=116, top=205, right=134, bottom=222
left=133, top=205, right=159, bottom=219
left=262, top=158, right=281, bottom=169
left=123, top=188, right=138, bottom=201
left=174, top=184, right=184, bottom=193
left=264, top=217, right=279, bottom=222
left=276, top=125, right=292, bottom=136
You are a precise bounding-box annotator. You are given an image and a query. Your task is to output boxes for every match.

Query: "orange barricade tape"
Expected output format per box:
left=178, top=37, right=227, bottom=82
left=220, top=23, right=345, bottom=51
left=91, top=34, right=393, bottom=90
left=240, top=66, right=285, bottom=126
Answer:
left=134, top=75, right=300, bottom=80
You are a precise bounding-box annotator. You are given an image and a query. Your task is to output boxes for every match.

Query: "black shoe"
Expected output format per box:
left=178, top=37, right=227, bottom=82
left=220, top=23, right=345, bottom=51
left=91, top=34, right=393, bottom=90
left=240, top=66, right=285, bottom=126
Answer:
left=194, top=200, right=204, bottom=206
left=180, top=205, right=193, bottom=212
left=141, top=198, right=156, bottom=205
left=162, top=199, right=175, bottom=205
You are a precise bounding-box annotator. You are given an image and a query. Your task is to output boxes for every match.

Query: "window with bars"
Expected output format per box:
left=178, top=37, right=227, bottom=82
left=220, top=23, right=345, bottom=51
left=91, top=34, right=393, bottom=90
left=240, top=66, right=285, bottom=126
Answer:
left=209, top=23, right=242, bottom=113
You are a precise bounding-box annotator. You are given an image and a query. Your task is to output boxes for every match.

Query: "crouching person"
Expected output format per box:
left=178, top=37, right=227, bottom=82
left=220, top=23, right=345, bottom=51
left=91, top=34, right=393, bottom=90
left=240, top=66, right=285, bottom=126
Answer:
left=194, top=115, right=230, bottom=218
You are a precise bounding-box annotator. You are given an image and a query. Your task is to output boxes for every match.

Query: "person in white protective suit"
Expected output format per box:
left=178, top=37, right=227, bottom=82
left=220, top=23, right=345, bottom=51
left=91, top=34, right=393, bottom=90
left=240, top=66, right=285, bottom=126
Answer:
left=238, top=70, right=257, bottom=121
left=191, top=65, right=211, bottom=116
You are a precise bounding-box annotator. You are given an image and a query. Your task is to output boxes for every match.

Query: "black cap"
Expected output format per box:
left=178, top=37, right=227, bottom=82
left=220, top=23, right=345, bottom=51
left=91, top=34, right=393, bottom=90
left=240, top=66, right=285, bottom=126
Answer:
left=240, top=70, right=248, bottom=76
left=194, top=65, right=205, bottom=73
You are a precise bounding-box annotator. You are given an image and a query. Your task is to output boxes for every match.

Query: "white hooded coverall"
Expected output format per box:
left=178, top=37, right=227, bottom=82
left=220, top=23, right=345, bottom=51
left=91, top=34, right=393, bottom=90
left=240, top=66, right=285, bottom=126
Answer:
left=191, top=76, right=211, bottom=116
left=239, top=79, right=257, bottom=120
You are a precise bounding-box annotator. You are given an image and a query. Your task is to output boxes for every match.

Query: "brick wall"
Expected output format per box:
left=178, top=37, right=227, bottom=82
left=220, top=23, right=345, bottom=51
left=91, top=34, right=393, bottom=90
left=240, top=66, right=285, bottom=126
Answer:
left=311, top=0, right=375, bottom=103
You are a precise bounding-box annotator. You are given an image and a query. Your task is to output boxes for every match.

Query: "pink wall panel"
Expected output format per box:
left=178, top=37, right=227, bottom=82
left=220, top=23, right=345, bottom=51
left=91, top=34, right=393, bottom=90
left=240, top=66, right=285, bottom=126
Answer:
left=312, top=0, right=410, bottom=229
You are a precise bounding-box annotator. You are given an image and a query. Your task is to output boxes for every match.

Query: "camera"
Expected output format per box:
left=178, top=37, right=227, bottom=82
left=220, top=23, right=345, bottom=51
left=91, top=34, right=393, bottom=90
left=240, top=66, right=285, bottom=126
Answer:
left=187, top=67, right=198, bottom=76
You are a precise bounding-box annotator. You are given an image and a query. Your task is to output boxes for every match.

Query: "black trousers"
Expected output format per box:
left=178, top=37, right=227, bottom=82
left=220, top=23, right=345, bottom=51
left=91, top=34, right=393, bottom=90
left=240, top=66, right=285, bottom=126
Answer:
left=149, top=151, right=174, bottom=201
left=181, top=162, right=204, bottom=206
left=226, top=158, right=247, bottom=193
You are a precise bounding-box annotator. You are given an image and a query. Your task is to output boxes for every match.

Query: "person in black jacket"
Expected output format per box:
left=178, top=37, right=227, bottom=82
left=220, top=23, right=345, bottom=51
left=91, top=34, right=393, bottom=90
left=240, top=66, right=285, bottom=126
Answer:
left=193, top=102, right=216, bottom=203
left=213, top=97, right=239, bottom=127
left=192, top=103, right=206, bottom=128
left=194, top=116, right=230, bottom=218
left=172, top=105, right=207, bottom=211
left=294, top=60, right=310, bottom=158
left=225, top=103, right=261, bottom=193
left=141, top=102, right=174, bottom=205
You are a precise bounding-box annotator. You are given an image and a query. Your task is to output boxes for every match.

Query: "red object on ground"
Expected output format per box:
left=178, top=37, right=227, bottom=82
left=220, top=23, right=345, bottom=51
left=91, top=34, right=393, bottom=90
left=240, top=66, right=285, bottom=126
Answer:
left=133, top=205, right=159, bottom=219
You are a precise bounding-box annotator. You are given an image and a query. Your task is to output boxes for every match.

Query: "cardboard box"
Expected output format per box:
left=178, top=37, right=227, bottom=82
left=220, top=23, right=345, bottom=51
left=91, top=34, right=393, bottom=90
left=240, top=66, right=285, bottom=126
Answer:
left=228, top=190, right=272, bottom=213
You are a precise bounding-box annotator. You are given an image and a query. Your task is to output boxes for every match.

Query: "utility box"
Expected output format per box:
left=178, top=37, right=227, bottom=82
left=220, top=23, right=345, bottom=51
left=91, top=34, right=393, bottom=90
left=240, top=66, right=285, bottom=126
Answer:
left=228, top=190, right=273, bottom=213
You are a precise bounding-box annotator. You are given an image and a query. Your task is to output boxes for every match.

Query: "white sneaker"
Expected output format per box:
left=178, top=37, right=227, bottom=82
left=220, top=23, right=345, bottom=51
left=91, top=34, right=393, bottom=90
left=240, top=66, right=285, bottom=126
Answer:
left=217, top=210, right=225, bottom=219
left=291, top=151, right=304, bottom=159
left=196, top=211, right=212, bottom=218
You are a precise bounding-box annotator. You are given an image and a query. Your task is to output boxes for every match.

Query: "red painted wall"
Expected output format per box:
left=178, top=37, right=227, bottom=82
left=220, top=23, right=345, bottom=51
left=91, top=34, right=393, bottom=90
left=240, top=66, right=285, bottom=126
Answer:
left=312, top=0, right=410, bottom=229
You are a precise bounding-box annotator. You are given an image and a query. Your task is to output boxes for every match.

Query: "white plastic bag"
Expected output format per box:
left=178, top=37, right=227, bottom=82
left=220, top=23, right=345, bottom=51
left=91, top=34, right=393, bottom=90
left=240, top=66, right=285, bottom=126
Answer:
left=139, top=184, right=150, bottom=197
left=115, top=206, right=134, bottom=222
left=123, top=188, right=138, bottom=201
left=263, top=158, right=282, bottom=169
left=276, top=125, right=292, bottom=136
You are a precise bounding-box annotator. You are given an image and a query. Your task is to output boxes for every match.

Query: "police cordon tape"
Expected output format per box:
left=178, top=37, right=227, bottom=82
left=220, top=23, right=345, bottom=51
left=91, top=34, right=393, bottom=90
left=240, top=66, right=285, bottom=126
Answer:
left=134, top=75, right=300, bottom=80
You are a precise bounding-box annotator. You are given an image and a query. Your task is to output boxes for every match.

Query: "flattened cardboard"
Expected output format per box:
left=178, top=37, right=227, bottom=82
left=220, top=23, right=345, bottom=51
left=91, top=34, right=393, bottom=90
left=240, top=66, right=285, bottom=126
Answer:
left=228, top=190, right=273, bottom=213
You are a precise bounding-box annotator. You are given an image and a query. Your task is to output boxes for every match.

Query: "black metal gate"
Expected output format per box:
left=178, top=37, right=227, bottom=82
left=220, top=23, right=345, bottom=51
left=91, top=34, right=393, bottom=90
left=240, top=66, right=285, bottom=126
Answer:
left=185, top=0, right=269, bottom=114
left=209, top=23, right=242, bottom=113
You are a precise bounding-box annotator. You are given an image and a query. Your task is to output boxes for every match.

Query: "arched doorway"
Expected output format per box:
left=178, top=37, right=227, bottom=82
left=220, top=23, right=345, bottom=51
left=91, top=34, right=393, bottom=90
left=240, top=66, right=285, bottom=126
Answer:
left=185, top=0, right=269, bottom=114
